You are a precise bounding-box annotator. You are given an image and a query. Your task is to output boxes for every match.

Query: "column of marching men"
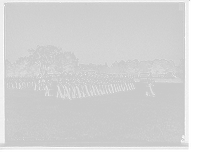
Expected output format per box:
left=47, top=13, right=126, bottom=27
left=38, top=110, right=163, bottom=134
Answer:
left=5, top=77, right=52, bottom=96
left=5, top=77, right=38, bottom=89
left=5, top=72, right=137, bottom=100
left=56, top=75, right=135, bottom=100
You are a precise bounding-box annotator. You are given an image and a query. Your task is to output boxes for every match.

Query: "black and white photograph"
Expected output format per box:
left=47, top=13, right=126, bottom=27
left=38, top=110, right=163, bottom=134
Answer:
left=1, top=1, right=188, bottom=148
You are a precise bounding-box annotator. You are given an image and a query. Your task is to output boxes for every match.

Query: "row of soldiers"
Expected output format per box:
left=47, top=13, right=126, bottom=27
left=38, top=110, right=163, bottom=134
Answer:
left=56, top=75, right=135, bottom=100
left=5, top=77, right=52, bottom=91
left=5, top=77, right=35, bottom=89
left=5, top=71, right=156, bottom=100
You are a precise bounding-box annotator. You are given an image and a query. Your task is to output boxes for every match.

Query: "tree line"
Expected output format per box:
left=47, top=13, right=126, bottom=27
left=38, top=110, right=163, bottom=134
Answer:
left=5, top=45, right=184, bottom=78
left=80, top=59, right=184, bottom=75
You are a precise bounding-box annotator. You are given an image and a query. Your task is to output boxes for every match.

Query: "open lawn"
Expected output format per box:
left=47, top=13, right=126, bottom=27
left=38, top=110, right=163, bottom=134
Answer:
left=5, top=83, right=184, bottom=143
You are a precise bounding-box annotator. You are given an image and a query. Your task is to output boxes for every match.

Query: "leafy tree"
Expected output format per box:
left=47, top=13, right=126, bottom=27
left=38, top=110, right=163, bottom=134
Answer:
left=167, top=60, right=176, bottom=73
left=55, top=52, right=78, bottom=73
left=98, top=63, right=110, bottom=74
left=138, top=61, right=152, bottom=74
left=44, top=45, right=60, bottom=75
left=118, top=60, right=127, bottom=74
left=5, top=60, right=14, bottom=77
left=110, top=61, right=119, bottom=74
left=28, top=45, right=62, bottom=75
left=86, top=63, right=98, bottom=72
left=126, top=59, right=139, bottom=73
left=151, top=59, right=165, bottom=75
left=28, top=45, right=45, bottom=76
left=15, top=57, right=32, bottom=77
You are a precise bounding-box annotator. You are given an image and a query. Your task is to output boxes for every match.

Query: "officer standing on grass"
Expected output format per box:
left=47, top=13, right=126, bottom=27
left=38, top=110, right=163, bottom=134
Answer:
left=145, top=78, right=155, bottom=97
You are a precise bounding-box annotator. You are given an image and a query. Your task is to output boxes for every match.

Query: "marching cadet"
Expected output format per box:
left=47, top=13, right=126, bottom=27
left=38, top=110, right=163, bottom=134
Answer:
left=98, top=78, right=104, bottom=96
left=65, top=77, right=72, bottom=100
left=41, top=77, right=45, bottom=91
left=82, top=76, right=91, bottom=97
left=33, top=78, right=38, bottom=91
left=105, top=78, right=111, bottom=94
left=123, top=78, right=131, bottom=91
left=60, top=77, right=67, bottom=99
left=108, top=78, right=114, bottom=94
left=56, top=77, right=64, bottom=98
left=109, top=78, right=115, bottom=94
left=89, top=78, right=97, bottom=96
left=93, top=78, right=101, bottom=96
left=14, top=78, right=17, bottom=88
left=21, top=78, right=25, bottom=88
left=31, top=78, right=35, bottom=87
left=75, top=76, right=83, bottom=98
left=101, top=77, right=107, bottom=95
left=44, top=77, right=50, bottom=97
left=98, top=75, right=105, bottom=96
left=49, top=77, right=53, bottom=87
left=18, top=78, right=22, bottom=89
left=130, top=77, right=135, bottom=90
left=77, top=75, right=86, bottom=98
left=61, top=77, right=68, bottom=99
left=10, top=78, right=14, bottom=88
left=38, top=77, right=42, bottom=91
left=114, top=78, right=119, bottom=93
left=70, top=76, right=77, bottom=99
left=85, top=77, right=94, bottom=97
left=145, top=73, right=156, bottom=97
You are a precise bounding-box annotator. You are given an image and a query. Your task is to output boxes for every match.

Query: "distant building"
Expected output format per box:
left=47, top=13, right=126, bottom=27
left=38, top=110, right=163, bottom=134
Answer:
left=127, top=73, right=138, bottom=78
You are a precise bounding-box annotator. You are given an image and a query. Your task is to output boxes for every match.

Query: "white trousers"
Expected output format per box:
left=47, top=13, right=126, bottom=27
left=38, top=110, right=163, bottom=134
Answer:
left=65, top=85, right=72, bottom=100
left=56, top=85, right=63, bottom=98
left=33, top=82, right=37, bottom=91
left=44, top=85, right=50, bottom=97
left=145, top=84, right=156, bottom=96
left=75, top=84, right=82, bottom=98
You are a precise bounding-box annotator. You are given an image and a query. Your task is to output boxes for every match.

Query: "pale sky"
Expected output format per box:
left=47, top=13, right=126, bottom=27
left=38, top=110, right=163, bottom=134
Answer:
left=4, top=2, right=185, bottom=65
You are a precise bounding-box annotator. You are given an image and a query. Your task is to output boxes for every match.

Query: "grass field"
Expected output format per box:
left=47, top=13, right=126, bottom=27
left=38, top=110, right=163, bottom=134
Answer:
left=5, top=83, right=186, bottom=147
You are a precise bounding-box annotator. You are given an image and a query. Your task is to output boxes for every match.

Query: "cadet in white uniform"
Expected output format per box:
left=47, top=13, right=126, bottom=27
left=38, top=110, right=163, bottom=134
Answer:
left=145, top=73, right=156, bottom=97
left=44, top=78, right=50, bottom=97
